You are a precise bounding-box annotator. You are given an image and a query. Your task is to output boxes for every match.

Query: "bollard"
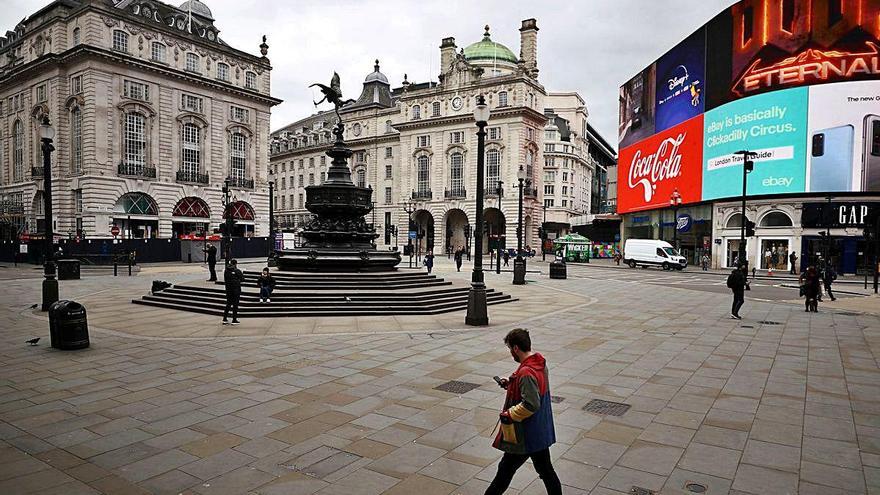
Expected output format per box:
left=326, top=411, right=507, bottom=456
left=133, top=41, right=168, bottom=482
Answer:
left=128, top=253, right=132, bottom=276
left=113, top=257, right=118, bottom=276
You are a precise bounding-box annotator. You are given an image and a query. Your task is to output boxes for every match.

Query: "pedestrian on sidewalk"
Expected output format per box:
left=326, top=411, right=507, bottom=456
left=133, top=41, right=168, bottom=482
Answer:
left=701, top=253, right=710, bottom=271
left=424, top=251, right=434, bottom=274
left=789, top=251, right=798, bottom=275
left=454, top=247, right=463, bottom=272
left=204, top=243, right=218, bottom=281
left=801, top=265, right=821, bottom=312
left=727, top=265, right=747, bottom=319
left=222, top=259, right=243, bottom=325
left=486, top=328, right=561, bottom=495
left=503, top=250, right=510, bottom=267
left=257, top=267, right=276, bottom=303
left=822, top=264, right=837, bottom=301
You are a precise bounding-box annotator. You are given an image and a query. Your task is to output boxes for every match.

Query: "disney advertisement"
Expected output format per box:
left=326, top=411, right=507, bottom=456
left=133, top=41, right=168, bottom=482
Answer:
left=655, top=28, right=706, bottom=132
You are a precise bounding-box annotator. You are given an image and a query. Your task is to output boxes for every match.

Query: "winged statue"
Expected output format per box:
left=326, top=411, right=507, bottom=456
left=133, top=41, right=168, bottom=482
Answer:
left=310, top=73, right=354, bottom=120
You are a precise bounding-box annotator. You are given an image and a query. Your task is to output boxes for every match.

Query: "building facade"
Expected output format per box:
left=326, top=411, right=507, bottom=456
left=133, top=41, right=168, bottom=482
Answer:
left=271, top=20, right=613, bottom=255
left=0, top=0, right=280, bottom=241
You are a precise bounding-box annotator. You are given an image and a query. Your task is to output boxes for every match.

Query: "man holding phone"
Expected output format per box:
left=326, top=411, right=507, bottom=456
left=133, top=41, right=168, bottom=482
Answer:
left=486, top=328, right=561, bottom=495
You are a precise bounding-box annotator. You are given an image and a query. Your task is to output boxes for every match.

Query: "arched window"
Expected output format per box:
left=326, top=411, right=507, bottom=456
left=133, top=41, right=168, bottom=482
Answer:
left=224, top=200, right=255, bottom=220
left=412, top=105, right=421, bottom=120
left=12, top=120, right=23, bottom=182
left=486, top=149, right=500, bottom=192
left=70, top=107, right=82, bottom=173
left=760, top=211, right=793, bottom=227
left=229, top=132, right=247, bottom=180
left=526, top=150, right=534, bottom=184
left=498, top=91, right=508, bottom=107
left=124, top=112, right=147, bottom=170
left=417, top=155, right=430, bottom=194
left=173, top=197, right=209, bottom=218
left=181, top=123, right=201, bottom=175
left=726, top=213, right=744, bottom=229
left=115, top=192, right=158, bottom=215
left=356, top=168, right=366, bottom=188
left=72, top=27, right=80, bottom=45
left=449, top=152, right=464, bottom=194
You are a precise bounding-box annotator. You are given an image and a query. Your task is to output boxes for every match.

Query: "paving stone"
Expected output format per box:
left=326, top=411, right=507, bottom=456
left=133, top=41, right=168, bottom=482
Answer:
left=314, top=468, right=400, bottom=495
left=179, top=449, right=256, bottom=480
left=137, top=469, right=202, bottom=494
left=693, top=425, right=749, bottom=450
left=678, top=442, right=742, bottom=479
left=117, top=448, right=200, bottom=483
left=599, top=465, right=666, bottom=493
left=418, top=456, right=482, bottom=485
left=367, top=442, right=446, bottom=479
left=662, top=467, right=733, bottom=495
left=800, top=460, right=867, bottom=493
left=732, top=464, right=799, bottom=494
left=637, top=422, right=695, bottom=448
left=741, top=439, right=800, bottom=473
left=562, top=437, right=627, bottom=468
left=748, top=419, right=803, bottom=446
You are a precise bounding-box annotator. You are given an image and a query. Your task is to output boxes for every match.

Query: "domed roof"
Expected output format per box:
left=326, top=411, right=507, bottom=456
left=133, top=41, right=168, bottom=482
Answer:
left=463, top=25, right=518, bottom=64
left=179, top=0, right=214, bottom=20
left=364, top=59, right=389, bottom=84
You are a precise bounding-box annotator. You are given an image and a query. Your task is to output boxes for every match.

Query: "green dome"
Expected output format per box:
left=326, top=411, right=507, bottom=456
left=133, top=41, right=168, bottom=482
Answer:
left=463, top=26, right=518, bottom=64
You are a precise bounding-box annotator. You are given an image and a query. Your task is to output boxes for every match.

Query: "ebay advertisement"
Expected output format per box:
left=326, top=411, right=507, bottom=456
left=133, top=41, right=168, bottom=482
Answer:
left=702, top=87, right=808, bottom=200
left=618, top=115, right=704, bottom=214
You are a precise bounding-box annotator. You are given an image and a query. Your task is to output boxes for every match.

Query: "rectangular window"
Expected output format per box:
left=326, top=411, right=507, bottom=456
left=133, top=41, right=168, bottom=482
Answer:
left=498, top=91, right=508, bottom=107
left=544, top=198, right=554, bottom=208
left=385, top=147, right=393, bottom=158
left=450, top=152, right=464, bottom=193
left=230, top=133, right=247, bottom=181
left=74, top=189, right=83, bottom=213
left=281, top=196, right=286, bottom=209
left=281, top=177, right=286, bottom=189
left=181, top=123, right=201, bottom=174
left=545, top=131, right=555, bottom=140
left=36, top=84, right=46, bottom=103
left=298, top=193, right=304, bottom=208
left=308, top=173, right=314, bottom=185
left=217, top=63, right=229, bottom=81
left=355, top=150, right=366, bottom=163
left=112, top=30, right=128, bottom=52
left=562, top=199, right=568, bottom=207
left=486, top=150, right=500, bottom=193
left=320, top=156, right=326, bottom=165
left=123, top=80, right=149, bottom=101
left=124, top=112, right=146, bottom=169
left=245, top=72, right=257, bottom=89
left=527, top=127, right=534, bottom=141
left=180, top=94, right=203, bottom=113
left=544, top=171, right=555, bottom=182
left=72, top=28, right=80, bottom=45
left=488, top=127, right=501, bottom=140
left=230, top=106, right=249, bottom=122
left=151, top=42, right=166, bottom=63
left=562, top=185, right=568, bottom=195
left=385, top=187, right=392, bottom=205
left=320, top=171, right=325, bottom=183
left=385, top=164, right=392, bottom=179
left=449, top=131, right=465, bottom=144
left=309, top=157, right=314, bottom=166
left=185, top=53, right=200, bottom=73
left=432, top=101, right=441, bottom=117
left=545, top=144, right=554, bottom=152
left=71, top=107, right=83, bottom=173
left=544, top=185, right=554, bottom=195
left=298, top=175, right=304, bottom=187
left=70, top=75, right=82, bottom=95
left=562, top=172, right=568, bottom=182
left=417, top=135, right=430, bottom=147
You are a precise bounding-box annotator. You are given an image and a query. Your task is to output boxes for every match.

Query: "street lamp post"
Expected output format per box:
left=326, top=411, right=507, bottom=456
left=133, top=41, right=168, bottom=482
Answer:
left=222, top=177, right=232, bottom=266
left=466, top=95, right=490, bottom=326
left=542, top=202, right=547, bottom=262
left=513, top=166, right=527, bottom=285
left=267, top=169, right=276, bottom=267
left=495, top=180, right=504, bottom=274
left=39, top=116, right=58, bottom=311
left=402, top=199, right=416, bottom=269
left=735, top=150, right=755, bottom=271
left=669, top=188, right=682, bottom=251
left=464, top=224, right=471, bottom=261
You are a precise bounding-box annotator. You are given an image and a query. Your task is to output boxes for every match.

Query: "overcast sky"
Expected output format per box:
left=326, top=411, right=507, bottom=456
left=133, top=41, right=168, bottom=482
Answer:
left=4, top=0, right=735, bottom=150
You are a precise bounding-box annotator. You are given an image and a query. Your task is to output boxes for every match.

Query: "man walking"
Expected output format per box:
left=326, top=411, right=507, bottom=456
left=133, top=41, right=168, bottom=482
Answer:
left=454, top=247, right=463, bottom=272
left=486, top=328, right=561, bottom=495
left=789, top=251, right=798, bottom=275
left=727, top=265, right=747, bottom=320
left=204, top=242, right=218, bottom=281
left=822, top=264, right=837, bottom=301
left=222, top=259, right=243, bottom=325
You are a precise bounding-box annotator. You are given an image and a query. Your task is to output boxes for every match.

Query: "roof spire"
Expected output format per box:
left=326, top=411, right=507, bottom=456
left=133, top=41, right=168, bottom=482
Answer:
left=374, top=59, right=380, bottom=72
left=484, top=25, right=491, bottom=39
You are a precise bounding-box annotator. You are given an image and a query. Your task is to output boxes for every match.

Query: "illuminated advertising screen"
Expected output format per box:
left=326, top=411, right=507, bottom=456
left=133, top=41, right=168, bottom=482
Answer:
left=618, top=0, right=880, bottom=214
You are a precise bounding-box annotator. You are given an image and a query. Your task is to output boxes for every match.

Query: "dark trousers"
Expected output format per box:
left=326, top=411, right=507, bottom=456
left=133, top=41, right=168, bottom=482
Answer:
left=456, top=260, right=462, bottom=271
left=731, top=289, right=744, bottom=316
left=259, top=286, right=273, bottom=299
left=223, top=291, right=240, bottom=321
left=824, top=283, right=835, bottom=300
left=485, top=449, right=561, bottom=495
left=208, top=261, right=217, bottom=281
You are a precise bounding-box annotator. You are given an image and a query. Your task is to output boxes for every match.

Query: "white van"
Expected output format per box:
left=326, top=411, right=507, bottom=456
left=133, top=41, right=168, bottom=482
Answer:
left=623, top=239, right=687, bottom=270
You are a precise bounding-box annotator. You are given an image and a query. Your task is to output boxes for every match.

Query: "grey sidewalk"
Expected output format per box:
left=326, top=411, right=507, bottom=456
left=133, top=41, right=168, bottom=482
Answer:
left=0, top=263, right=879, bottom=494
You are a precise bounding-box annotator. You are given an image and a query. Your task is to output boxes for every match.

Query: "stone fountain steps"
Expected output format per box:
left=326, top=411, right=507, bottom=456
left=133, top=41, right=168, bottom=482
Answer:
left=236, top=271, right=452, bottom=291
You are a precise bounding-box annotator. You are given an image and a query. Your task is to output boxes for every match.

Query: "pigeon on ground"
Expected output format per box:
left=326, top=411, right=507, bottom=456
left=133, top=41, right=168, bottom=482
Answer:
left=26, top=338, right=40, bottom=346
left=28, top=304, right=37, bottom=309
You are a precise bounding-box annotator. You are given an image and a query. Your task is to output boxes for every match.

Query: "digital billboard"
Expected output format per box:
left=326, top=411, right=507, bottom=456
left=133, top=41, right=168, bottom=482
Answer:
left=618, top=0, right=880, bottom=214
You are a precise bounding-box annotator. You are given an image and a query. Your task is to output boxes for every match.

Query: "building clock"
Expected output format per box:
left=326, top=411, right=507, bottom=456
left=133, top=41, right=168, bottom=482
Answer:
left=451, top=96, right=463, bottom=110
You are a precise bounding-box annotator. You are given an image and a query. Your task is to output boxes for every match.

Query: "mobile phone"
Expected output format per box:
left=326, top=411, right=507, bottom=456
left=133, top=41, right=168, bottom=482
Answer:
left=810, top=125, right=854, bottom=192
left=862, top=115, right=880, bottom=191
left=493, top=376, right=503, bottom=386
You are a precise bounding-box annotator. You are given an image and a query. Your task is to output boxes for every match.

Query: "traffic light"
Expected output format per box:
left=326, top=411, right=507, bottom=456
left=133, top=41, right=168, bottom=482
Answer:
left=744, top=158, right=754, bottom=173
left=745, top=220, right=756, bottom=237
left=538, top=227, right=545, bottom=240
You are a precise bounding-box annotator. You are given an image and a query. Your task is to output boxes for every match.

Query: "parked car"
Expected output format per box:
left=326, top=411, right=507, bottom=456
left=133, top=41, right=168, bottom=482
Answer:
left=623, top=239, right=687, bottom=271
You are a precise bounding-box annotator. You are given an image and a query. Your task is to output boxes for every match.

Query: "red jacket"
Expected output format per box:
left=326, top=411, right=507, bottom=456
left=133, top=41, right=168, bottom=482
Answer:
left=492, top=353, right=556, bottom=454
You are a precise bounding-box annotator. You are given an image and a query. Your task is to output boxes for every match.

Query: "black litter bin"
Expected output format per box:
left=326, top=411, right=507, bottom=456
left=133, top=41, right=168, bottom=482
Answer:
left=549, top=261, right=567, bottom=279
left=48, top=300, right=89, bottom=350
left=57, top=259, right=81, bottom=280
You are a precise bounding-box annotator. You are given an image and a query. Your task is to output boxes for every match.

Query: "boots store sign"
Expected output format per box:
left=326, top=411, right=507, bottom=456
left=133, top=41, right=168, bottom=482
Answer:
left=801, top=202, right=878, bottom=228
left=618, top=115, right=704, bottom=213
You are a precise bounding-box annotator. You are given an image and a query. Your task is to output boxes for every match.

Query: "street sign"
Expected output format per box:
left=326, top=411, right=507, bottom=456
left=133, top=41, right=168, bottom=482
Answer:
left=409, top=231, right=417, bottom=239
left=19, top=244, right=27, bottom=254
left=111, top=225, right=120, bottom=237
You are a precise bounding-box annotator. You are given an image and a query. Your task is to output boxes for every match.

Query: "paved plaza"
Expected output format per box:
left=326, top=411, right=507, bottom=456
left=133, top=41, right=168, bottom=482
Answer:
left=0, top=258, right=879, bottom=494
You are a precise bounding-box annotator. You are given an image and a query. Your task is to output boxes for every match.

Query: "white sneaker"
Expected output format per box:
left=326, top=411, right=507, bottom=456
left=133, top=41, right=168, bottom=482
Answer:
left=266, top=298, right=271, bottom=303
left=260, top=298, right=264, bottom=303
left=222, top=320, right=229, bottom=325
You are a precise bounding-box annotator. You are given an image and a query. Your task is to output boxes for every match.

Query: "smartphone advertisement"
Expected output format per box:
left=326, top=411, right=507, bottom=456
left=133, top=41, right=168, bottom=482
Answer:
left=702, top=87, right=808, bottom=200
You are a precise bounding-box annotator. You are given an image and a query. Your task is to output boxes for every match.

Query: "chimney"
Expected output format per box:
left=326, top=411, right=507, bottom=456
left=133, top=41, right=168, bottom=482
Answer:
left=519, top=19, right=539, bottom=77
left=440, top=37, right=456, bottom=75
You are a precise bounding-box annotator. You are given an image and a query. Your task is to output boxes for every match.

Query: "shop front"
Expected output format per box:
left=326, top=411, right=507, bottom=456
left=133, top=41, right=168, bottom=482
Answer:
left=800, top=201, right=879, bottom=274
left=623, top=205, right=713, bottom=265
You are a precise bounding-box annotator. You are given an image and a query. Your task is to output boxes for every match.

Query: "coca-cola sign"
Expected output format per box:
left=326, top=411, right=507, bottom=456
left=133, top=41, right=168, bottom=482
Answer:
left=618, top=115, right=704, bottom=214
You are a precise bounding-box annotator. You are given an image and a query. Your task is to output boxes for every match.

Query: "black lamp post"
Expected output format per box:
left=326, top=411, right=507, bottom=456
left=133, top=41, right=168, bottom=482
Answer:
left=222, top=177, right=232, bottom=266
left=669, top=188, right=682, bottom=251
left=513, top=165, right=527, bottom=285
left=495, top=180, right=504, bottom=274
left=40, top=116, right=58, bottom=311
left=735, top=150, right=755, bottom=271
left=267, top=169, right=276, bottom=267
left=466, top=95, right=490, bottom=326
left=542, top=202, right=547, bottom=262
left=464, top=223, right=471, bottom=261
left=402, top=199, right=416, bottom=269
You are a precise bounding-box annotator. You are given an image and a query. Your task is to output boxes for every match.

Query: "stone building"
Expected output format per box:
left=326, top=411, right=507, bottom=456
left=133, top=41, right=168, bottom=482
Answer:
left=0, top=0, right=280, bottom=240
left=271, top=20, right=611, bottom=255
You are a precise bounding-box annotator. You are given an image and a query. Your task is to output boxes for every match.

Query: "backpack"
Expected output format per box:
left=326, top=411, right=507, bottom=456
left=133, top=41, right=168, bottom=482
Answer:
left=726, top=272, right=737, bottom=289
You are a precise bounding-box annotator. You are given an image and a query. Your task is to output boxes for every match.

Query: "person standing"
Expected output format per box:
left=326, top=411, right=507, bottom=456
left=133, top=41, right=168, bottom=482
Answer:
left=204, top=243, right=218, bottom=282
left=486, top=328, right=561, bottom=495
left=801, top=266, right=821, bottom=312
left=789, top=251, right=798, bottom=275
left=424, top=251, right=434, bottom=274
left=503, top=250, right=510, bottom=267
left=222, top=259, right=243, bottom=325
left=454, top=247, right=463, bottom=272
left=822, top=264, right=837, bottom=302
left=701, top=253, right=710, bottom=271
left=727, top=265, right=747, bottom=320
left=257, top=267, right=276, bottom=303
